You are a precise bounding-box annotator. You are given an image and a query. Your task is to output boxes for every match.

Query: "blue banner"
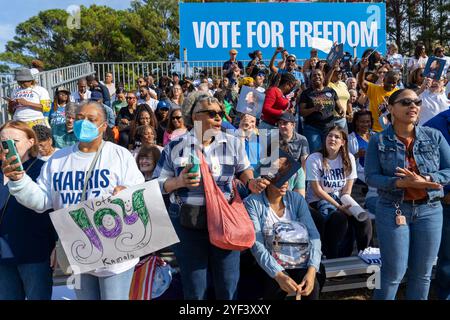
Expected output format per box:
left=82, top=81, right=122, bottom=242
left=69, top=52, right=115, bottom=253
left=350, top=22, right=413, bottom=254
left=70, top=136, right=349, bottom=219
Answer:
left=179, top=2, right=386, bottom=61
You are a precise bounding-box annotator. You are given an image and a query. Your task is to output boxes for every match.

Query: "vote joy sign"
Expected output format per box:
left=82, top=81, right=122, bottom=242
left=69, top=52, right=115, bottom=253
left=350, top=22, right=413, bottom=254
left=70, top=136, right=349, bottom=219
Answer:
left=50, top=180, right=179, bottom=274
left=180, top=2, right=386, bottom=61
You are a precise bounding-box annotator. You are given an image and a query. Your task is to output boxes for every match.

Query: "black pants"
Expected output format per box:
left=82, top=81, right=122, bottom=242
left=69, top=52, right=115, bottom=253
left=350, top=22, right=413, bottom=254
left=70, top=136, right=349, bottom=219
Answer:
left=310, top=204, right=372, bottom=259
left=261, top=265, right=325, bottom=300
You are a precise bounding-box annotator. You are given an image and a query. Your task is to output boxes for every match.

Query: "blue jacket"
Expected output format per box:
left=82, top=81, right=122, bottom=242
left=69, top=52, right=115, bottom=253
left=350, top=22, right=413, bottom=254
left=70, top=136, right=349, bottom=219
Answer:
left=0, top=158, right=57, bottom=265
left=424, top=109, right=450, bottom=194
left=244, top=191, right=321, bottom=278
left=365, top=124, right=450, bottom=202
left=424, top=108, right=450, bottom=145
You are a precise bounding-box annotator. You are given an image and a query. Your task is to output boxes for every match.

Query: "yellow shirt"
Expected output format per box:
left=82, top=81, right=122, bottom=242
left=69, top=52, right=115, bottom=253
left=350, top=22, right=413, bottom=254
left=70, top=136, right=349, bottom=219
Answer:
left=366, top=82, right=398, bottom=132
left=328, top=81, right=350, bottom=115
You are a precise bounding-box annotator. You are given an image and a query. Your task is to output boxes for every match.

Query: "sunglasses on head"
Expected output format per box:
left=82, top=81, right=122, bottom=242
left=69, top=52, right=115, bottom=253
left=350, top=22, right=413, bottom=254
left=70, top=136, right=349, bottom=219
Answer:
left=393, top=98, right=422, bottom=107
left=196, top=110, right=225, bottom=119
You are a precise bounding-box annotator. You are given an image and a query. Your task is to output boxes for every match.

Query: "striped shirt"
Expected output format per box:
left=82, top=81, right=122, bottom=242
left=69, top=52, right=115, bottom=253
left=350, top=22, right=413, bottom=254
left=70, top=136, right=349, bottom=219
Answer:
left=153, top=130, right=252, bottom=206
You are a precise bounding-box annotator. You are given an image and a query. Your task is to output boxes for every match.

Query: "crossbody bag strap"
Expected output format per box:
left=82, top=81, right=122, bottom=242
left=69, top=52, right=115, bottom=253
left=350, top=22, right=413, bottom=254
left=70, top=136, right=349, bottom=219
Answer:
left=81, top=140, right=105, bottom=202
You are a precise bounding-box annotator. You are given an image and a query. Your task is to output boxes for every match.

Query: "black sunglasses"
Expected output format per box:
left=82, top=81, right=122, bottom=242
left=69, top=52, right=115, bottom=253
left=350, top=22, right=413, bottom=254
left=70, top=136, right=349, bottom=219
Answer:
left=196, top=110, right=225, bottom=119
left=287, top=59, right=295, bottom=63
left=172, top=116, right=183, bottom=120
left=393, top=98, right=422, bottom=107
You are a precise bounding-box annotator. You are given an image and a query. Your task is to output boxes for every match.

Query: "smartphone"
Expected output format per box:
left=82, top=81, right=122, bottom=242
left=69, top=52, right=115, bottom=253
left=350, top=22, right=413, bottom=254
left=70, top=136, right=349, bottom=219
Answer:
left=188, top=153, right=200, bottom=179
left=1, top=139, right=23, bottom=171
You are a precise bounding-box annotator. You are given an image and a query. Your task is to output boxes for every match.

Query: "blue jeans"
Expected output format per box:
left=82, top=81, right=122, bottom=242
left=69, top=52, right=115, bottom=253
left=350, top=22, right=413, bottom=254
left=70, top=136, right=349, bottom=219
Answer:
left=74, top=268, right=134, bottom=300
left=168, top=202, right=240, bottom=300
left=303, top=125, right=327, bottom=153
left=0, top=261, right=53, bottom=300
left=437, top=203, right=450, bottom=300
left=374, top=199, right=443, bottom=300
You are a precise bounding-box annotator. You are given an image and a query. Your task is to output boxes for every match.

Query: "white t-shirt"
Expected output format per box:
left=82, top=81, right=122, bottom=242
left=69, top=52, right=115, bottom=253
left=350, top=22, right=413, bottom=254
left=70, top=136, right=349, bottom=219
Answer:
left=419, top=90, right=450, bottom=125
left=38, top=141, right=145, bottom=276
left=138, top=98, right=159, bottom=111
left=12, top=85, right=50, bottom=121
left=305, top=152, right=357, bottom=203
left=71, top=90, right=92, bottom=103
left=263, top=207, right=293, bottom=237
left=387, top=53, right=404, bottom=71
left=446, top=81, right=450, bottom=99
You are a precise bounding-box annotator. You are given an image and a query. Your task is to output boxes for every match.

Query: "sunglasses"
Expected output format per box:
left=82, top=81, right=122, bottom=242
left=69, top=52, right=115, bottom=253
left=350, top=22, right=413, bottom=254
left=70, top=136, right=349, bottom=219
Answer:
left=196, top=110, right=225, bottom=119
left=172, top=116, right=183, bottom=120
left=287, top=59, right=295, bottom=63
left=393, top=98, right=422, bottom=107
left=126, top=97, right=136, bottom=100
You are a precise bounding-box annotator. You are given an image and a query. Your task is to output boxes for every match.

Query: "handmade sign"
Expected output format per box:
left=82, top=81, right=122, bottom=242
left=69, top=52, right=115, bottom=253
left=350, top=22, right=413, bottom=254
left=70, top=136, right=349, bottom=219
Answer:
left=50, top=180, right=179, bottom=274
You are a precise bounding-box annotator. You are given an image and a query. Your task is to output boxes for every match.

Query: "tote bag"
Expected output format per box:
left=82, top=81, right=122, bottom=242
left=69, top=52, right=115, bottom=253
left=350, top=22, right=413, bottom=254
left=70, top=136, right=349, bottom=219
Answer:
left=199, top=152, right=255, bottom=251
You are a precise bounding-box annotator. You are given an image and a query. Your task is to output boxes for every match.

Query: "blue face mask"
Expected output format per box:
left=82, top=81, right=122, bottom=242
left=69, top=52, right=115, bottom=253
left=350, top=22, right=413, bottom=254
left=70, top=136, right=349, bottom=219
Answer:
left=74, top=120, right=102, bottom=143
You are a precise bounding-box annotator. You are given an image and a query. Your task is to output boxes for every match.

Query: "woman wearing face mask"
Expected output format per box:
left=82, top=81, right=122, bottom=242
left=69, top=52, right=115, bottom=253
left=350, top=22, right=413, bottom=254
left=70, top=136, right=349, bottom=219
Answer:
left=136, top=145, right=161, bottom=181
left=244, top=173, right=323, bottom=300
left=2, top=102, right=145, bottom=300
left=365, top=89, right=450, bottom=300
left=0, top=121, right=57, bottom=300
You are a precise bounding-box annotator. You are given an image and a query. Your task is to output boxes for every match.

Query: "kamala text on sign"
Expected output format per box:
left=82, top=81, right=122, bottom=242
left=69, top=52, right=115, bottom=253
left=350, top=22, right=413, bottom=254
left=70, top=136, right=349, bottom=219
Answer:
left=180, top=2, right=386, bottom=61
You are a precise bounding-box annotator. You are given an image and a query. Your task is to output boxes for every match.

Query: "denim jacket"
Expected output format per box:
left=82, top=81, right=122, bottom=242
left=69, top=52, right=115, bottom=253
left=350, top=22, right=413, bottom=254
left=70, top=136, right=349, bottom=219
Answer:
left=365, top=125, right=450, bottom=202
left=244, top=191, right=321, bottom=278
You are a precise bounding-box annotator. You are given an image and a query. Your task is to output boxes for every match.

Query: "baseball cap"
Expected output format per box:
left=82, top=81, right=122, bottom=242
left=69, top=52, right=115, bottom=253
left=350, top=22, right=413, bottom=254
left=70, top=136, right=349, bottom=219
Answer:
left=56, top=86, right=70, bottom=95
left=157, top=100, right=170, bottom=110
left=14, top=68, right=34, bottom=82
left=90, top=90, right=103, bottom=101
left=278, top=112, right=295, bottom=123
left=229, top=49, right=238, bottom=54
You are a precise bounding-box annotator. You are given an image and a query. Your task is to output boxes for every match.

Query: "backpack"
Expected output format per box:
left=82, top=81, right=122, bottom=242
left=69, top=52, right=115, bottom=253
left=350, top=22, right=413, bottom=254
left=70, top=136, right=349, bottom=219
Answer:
left=268, top=221, right=311, bottom=270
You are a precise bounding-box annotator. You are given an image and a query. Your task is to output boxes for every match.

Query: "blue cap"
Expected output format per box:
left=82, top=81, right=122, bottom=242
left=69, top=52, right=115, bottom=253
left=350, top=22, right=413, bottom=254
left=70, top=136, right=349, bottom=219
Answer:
left=90, top=90, right=103, bottom=101
left=157, top=100, right=170, bottom=110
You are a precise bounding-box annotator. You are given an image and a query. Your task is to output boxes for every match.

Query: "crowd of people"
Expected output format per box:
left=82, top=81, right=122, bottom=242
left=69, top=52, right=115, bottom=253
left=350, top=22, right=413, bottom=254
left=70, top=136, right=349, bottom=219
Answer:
left=0, top=42, right=450, bottom=301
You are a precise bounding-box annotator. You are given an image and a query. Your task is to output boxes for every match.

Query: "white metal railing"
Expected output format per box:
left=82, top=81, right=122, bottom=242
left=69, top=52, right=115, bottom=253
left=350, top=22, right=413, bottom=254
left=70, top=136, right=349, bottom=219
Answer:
left=0, top=62, right=95, bottom=125
left=92, top=59, right=287, bottom=90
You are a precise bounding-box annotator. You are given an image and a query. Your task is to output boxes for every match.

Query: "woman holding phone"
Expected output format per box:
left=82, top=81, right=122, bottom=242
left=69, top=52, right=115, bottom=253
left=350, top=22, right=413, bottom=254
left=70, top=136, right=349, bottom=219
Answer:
left=0, top=121, right=57, bottom=300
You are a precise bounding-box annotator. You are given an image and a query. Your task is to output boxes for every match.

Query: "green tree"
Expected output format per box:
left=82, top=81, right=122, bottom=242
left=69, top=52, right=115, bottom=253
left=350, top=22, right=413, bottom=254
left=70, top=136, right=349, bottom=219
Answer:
left=0, top=1, right=181, bottom=68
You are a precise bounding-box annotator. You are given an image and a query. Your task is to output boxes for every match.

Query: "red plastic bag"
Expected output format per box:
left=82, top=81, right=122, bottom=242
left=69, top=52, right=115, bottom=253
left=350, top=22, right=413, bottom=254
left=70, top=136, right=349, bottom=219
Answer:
left=199, top=152, right=255, bottom=251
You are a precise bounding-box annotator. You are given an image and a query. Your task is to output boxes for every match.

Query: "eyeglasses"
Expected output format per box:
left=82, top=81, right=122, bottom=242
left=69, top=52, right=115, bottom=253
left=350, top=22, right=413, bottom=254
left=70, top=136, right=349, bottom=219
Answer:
left=196, top=110, right=225, bottom=119
left=172, top=116, right=183, bottom=120
left=393, top=98, right=422, bottom=107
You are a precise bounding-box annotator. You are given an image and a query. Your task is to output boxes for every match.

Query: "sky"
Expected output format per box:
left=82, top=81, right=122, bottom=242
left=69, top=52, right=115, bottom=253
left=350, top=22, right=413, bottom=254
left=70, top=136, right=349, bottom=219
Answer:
left=0, top=0, right=132, bottom=54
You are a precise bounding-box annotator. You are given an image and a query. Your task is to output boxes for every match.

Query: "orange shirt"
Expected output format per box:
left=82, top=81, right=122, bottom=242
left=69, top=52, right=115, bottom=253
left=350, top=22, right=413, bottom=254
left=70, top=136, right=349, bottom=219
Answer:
left=396, top=136, right=428, bottom=201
